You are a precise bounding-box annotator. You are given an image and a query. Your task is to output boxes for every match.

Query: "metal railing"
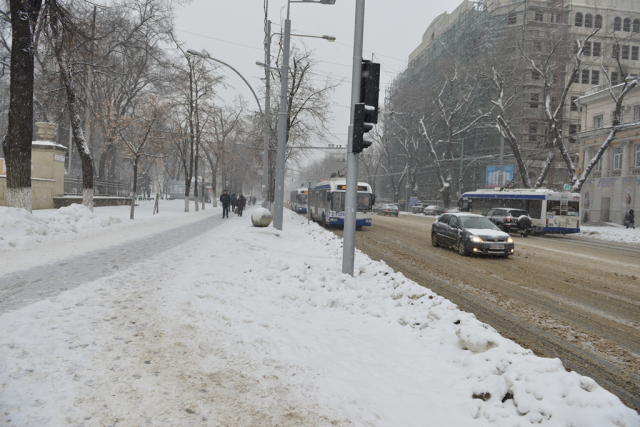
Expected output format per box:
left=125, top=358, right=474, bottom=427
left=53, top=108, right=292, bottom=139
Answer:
left=64, top=176, right=130, bottom=197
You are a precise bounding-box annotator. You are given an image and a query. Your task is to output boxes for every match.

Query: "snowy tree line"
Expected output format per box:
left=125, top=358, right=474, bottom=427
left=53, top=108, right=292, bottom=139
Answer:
left=375, top=5, right=639, bottom=207
left=0, top=0, right=337, bottom=217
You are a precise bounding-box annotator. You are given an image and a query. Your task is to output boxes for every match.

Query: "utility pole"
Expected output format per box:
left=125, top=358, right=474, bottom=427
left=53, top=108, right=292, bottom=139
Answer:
left=262, top=20, right=271, bottom=209
left=342, top=0, right=365, bottom=276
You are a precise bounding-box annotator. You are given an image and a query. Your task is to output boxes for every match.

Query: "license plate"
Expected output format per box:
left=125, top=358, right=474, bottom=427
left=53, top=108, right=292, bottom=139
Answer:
left=490, top=245, right=505, bottom=250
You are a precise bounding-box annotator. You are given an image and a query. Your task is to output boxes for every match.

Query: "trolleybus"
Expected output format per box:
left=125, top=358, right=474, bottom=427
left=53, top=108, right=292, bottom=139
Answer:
left=290, top=188, right=308, bottom=213
left=309, top=177, right=374, bottom=228
left=458, top=188, right=580, bottom=234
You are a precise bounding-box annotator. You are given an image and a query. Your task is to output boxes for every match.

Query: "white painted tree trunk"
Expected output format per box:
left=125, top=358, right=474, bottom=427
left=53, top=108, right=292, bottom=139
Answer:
left=184, top=197, right=189, bottom=212
left=7, top=188, right=32, bottom=212
left=83, top=188, right=94, bottom=212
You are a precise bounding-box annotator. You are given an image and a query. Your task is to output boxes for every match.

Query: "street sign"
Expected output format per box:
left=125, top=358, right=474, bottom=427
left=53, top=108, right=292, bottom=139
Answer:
left=564, top=184, right=571, bottom=191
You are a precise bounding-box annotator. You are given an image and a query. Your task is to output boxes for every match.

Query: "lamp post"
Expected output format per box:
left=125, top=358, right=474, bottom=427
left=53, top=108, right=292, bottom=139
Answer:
left=187, top=50, right=265, bottom=207
left=271, top=0, right=336, bottom=231
left=257, top=22, right=335, bottom=211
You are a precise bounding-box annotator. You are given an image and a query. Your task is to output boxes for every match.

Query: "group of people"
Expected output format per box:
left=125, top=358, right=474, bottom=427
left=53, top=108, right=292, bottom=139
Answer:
left=219, top=190, right=257, bottom=219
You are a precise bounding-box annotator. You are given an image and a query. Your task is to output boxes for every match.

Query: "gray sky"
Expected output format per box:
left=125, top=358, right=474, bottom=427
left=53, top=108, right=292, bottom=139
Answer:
left=174, top=0, right=466, bottom=149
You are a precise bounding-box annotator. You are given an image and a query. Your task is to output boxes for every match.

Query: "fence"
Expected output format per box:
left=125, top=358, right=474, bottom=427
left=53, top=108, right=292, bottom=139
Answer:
left=64, top=176, right=130, bottom=197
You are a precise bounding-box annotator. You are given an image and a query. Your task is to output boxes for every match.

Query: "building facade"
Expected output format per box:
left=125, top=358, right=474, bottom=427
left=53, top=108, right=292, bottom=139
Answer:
left=576, top=84, right=640, bottom=224
left=384, top=0, right=640, bottom=203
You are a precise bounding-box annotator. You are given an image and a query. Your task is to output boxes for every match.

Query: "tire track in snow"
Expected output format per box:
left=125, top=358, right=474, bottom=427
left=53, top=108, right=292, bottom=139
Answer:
left=0, top=214, right=226, bottom=314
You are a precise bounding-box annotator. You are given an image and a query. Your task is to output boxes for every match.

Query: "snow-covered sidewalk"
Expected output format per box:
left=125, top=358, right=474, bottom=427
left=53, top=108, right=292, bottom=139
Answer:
left=1, top=202, right=639, bottom=426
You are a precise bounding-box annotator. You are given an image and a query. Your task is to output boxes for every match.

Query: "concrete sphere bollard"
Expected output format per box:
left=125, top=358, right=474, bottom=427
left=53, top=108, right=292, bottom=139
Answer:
left=251, top=208, right=273, bottom=227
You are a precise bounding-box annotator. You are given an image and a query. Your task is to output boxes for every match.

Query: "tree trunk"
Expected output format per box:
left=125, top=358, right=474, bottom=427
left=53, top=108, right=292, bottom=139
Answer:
left=130, top=159, right=138, bottom=219
left=3, top=0, right=43, bottom=211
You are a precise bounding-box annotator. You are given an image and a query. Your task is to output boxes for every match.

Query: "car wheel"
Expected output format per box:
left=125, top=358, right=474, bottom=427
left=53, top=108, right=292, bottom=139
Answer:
left=457, top=240, right=467, bottom=256
left=431, top=232, right=439, bottom=247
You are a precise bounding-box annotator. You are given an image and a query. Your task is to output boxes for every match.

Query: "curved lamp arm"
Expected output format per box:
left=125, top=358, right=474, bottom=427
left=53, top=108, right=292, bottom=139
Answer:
left=186, top=49, right=263, bottom=118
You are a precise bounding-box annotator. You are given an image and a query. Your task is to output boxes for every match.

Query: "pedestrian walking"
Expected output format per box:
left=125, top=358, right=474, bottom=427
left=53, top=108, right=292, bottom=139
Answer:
left=627, top=209, right=635, bottom=229
left=220, top=190, right=231, bottom=219
left=251, top=196, right=256, bottom=206
left=231, top=193, right=237, bottom=213
left=237, top=194, right=247, bottom=217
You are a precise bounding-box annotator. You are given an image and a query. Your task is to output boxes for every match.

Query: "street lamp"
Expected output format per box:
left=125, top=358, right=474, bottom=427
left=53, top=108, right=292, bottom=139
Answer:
left=186, top=49, right=265, bottom=205
left=256, top=24, right=335, bottom=211
left=270, top=0, right=336, bottom=231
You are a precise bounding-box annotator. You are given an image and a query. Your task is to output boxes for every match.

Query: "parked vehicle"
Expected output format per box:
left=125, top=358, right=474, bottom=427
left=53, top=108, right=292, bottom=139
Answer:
left=485, top=208, right=533, bottom=236
left=377, top=204, right=399, bottom=217
left=423, top=205, right=446, bottom=216
left=431, top=213, right=514, bottom=257
left=411, top=203, right=426, bottom=214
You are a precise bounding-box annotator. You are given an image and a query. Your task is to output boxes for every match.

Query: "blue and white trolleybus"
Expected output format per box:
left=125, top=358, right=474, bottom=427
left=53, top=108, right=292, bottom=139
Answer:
left=290, top=188, right=308, bottom=213
left=309, top=177, right=374, bottom=228
left=459, top=188, right=580, bottom=234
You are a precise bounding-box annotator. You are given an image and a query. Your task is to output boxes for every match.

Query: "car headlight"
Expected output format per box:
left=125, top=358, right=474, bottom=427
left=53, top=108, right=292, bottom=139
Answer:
left=507, top=237, right=514, bottom=243
left=470, top=236, right=483, bottom=243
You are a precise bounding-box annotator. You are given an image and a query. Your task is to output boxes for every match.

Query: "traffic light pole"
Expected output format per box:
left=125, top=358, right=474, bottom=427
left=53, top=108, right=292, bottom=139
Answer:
left=342, top=0, right=365, bottom=276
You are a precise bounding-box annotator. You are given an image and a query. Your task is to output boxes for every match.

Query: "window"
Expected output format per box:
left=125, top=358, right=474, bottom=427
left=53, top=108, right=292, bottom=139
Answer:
left=613, top=147, right=623, bottom=169
left=583, top=42, right=591, bottom=56
left=623, top=18, right=631, bottom=32
left=530, top=93, right=540, bottom=108
left=591, top=70, right=599, bottom=85
left=585, top=13, right=593, bottom=28
left=593, top=42, right=601, bottom=57
left=594, top=115, right=603, bottom=129
left=535, top=11, right=543, bottom=22
left=635, top=144, right=640, bottom=167
left=622, top=45, right=629, bottom=60
left=571, top=96, right=579, bottom=111
left=508, top=13, right=517, bottom=25
left=529, top=122, right=538, bottom=141
left=569, top=124, right=580, bottom=134
left=575, top=12, right=583, bottom=27
left=595, top=15, right=603, bottom=28
left=532, top=70, right=540, bottom=80
left=634, top=105, right=640, bottom=122
left=612, top=71, right=619, bottom=85
left=634, top=19, right=640, bottom=33
left=582, top=69, right=590, bottom=84
left=614, top=17, right=622, bottom=31
left=448, top=216, right=460, bottom=227
left=612, top=43, right=620, bottom=59
left=633, top=46, right=639, bottom=61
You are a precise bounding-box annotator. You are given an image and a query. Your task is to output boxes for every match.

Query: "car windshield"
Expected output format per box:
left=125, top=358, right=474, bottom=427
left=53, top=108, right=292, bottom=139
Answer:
left=387, top=205, right=398, bottom=209
left=460, top=216, right=499, bottom=230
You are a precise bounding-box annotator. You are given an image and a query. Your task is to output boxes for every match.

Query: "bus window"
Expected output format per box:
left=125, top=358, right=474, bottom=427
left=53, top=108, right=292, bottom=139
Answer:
left=547, top=200, right=561, bottom=215
left=568, top=201, right=580, bottom=215
left=331, top=192, right=346, bottom=211
left=528, top=200, right=542, bottom=219
left=357, top=194, right=372, bottom=211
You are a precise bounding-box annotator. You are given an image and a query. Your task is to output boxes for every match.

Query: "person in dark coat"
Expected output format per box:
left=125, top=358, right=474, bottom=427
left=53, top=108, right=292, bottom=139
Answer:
left=251, top=196, right=256, bottom=206
left=237, top=194, right=247, bottom=217
left=220, top=190, right=231, bottom=218
left=627, top=209, right=635, bottom=229
left=231, top=193, right=237, bottom=212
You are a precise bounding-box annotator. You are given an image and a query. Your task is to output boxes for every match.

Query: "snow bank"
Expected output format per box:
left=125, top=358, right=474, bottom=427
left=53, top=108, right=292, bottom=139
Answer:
left=0, top=206, right=638, bottom=426
left=580, top=224, right=640, bottom=246
left=0, top=204, right=121, bottom=250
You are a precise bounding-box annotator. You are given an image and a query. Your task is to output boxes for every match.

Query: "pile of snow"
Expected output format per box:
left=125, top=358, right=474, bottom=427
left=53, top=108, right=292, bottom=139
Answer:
left=0, top=204, right=121, bottom=250
left=580, top=224, right=640, bottom=246
left=1, top=206, right=638, bottom=426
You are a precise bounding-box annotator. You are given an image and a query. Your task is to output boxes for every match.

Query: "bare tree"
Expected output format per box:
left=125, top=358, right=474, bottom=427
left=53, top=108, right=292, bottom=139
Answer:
left=3, top=0, right=42, bottom=211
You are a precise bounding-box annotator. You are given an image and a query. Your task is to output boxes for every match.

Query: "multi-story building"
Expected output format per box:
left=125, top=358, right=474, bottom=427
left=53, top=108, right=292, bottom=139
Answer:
left=575, top=83, right=639, bottom=224
left=385, top=0, right=640, bottom=202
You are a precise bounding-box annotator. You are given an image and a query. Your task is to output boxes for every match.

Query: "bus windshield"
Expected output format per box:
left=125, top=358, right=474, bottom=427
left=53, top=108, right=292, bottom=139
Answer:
left=297, top=194, right=308, bottom=204
left=331, top=192, right=373, bottom=211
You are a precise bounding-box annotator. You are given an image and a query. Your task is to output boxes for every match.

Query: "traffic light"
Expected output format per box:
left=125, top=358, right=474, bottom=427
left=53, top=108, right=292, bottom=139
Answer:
left=353, top=103, right=373, bottom=153
left=352, top=60, right=380, bottom=153
left=360, top=60, right=380, bottom=124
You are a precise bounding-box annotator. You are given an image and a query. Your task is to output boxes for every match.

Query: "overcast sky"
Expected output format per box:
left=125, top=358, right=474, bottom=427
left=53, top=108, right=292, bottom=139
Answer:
left=174, top=0, right=466, bottom=151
